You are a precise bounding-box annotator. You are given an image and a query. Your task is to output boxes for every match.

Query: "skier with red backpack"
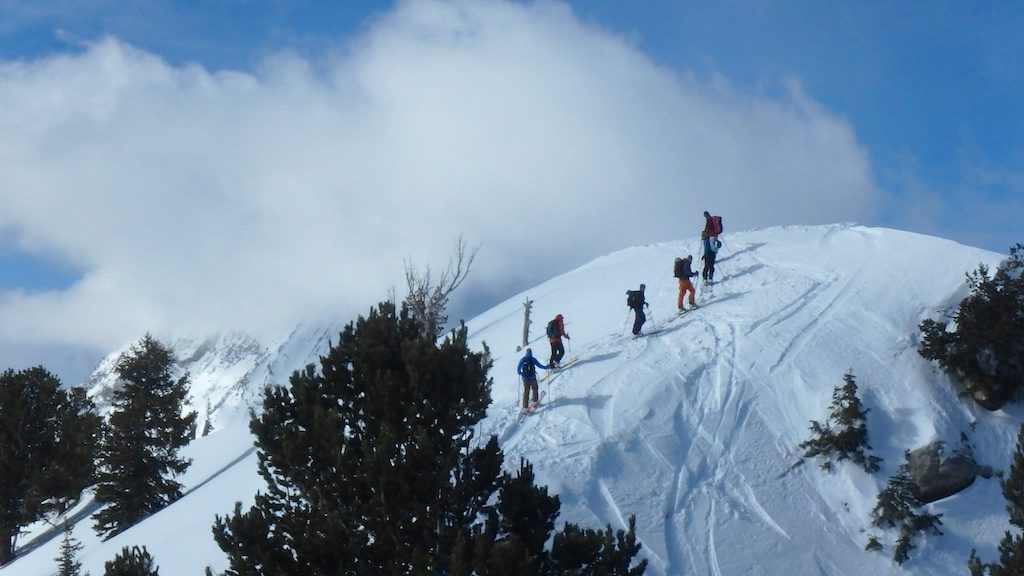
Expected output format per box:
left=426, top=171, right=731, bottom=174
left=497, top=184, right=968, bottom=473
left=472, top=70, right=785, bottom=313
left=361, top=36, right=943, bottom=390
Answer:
left=546, top=314, right=570, bottom=369
left=702, top=211, right=723, bottom=255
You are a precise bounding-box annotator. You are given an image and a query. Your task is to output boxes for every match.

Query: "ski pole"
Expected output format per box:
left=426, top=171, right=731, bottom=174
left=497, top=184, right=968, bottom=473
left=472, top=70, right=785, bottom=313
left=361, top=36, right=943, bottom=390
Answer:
left=622, top=309, right=632, bottom=334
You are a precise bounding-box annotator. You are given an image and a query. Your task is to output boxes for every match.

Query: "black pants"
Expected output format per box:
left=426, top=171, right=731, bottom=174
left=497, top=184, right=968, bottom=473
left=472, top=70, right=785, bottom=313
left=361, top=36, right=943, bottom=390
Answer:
left=632, top=308, right=646, bottom=335
left=550, top=340, right=565, bottom=366
left=702, top=253, right=716, bottom=281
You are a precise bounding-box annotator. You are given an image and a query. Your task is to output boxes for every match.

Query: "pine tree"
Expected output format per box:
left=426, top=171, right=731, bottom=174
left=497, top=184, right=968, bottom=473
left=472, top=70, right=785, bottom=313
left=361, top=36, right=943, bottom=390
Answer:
left=799, top=371, right=881, bottom=473
left=103, top=545, right=159, bottom=576
left=93, top=334, right=197, bottom=539
left=55, top=521, right=88, bottom=576
left=47, top=387, right=103, bottom=512
left=551, top=515, right=647, bottom=575
left=1004, top=424, right=1024, bottom=529
left=919, top=243, right=1024, bottom=409
left=967, top=424, right=1024, bottom=575
left=869, top=461, right=943, bottom=564
left=0, top=367, right=100, bottom=564
left=211, top=301, right=647, bottom=575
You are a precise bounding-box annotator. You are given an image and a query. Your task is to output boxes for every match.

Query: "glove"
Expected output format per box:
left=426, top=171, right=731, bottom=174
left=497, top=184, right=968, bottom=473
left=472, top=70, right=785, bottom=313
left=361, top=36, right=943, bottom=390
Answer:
left=565, top=334, right=570, bottom=340
left=644, top=302, right=650, bottom=309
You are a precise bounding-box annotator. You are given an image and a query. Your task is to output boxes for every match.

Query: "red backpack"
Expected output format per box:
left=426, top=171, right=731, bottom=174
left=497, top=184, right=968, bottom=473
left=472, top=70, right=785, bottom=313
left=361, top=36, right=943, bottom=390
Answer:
left=711, top=215, right=723, bottom=236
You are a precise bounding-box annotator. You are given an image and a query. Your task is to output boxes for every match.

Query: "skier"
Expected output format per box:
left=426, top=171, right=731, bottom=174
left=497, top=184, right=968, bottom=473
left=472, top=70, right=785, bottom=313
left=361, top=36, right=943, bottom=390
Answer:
left=546, top=314, right=570, bottom=369
left=626, top=284, right=648, bottom=337
left=702, top=211, right=723, bottom=254
left=674, top=256, right=698, bottom=310
left=701, top=249, right=717, bottom=283
left=517, top=348, right=548, bottom=410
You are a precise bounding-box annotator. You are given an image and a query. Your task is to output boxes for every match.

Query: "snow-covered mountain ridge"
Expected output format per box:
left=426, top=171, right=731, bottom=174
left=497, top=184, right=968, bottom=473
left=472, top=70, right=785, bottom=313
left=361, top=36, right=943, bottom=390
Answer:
left=10, top=223, right=1019, bottom=576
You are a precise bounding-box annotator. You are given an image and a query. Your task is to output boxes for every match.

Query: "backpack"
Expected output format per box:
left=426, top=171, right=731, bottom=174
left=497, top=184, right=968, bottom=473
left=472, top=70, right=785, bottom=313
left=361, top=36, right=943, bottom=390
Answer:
left=626, top=290, right=642, bottom=309
left=673, top=259, right=684, bottom=278
left=546, top=319, right=558, bottom=338
left=519, top=357, right=536, bottom=378
left=713, top=215, right=723, bottom=235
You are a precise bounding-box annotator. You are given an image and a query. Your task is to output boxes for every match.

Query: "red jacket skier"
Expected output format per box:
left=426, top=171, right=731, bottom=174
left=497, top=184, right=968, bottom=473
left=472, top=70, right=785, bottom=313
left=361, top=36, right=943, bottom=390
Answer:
left=547, top=314, right=570, bottom=369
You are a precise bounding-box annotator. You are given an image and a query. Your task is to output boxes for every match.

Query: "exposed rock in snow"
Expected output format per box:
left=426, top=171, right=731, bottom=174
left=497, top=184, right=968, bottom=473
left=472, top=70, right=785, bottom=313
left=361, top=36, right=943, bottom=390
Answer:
left=907, top=439, right=995, bottom=504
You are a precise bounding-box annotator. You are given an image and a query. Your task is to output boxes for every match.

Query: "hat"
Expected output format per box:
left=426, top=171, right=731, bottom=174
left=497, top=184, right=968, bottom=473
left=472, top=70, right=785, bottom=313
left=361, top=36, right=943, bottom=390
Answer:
left=556, top=314, right=563, bottom=320
left=640, top=283, right=646, bottom=290
left=703, top=211, right=710, bottom=217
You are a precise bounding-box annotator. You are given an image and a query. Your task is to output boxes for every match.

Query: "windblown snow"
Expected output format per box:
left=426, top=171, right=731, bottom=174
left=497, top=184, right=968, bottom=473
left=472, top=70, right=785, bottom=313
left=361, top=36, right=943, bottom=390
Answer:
left=9, top=224, right=1019, bottom=576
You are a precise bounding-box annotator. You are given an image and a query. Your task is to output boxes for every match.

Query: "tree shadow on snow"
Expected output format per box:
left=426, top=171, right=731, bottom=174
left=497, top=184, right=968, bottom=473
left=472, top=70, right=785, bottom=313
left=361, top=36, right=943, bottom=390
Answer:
left=689, top=291, right=749, bottom=311
left=869, top=402, right=923, bottom=458
left=546, top=394, right=611, bottom=411
left=12, top=497, right=104, bottom=563
left=715, top=241, right=766, bottom=263
left=716, top=263, right=764, bottom=282
left=573, top=351, right=621, bottom=367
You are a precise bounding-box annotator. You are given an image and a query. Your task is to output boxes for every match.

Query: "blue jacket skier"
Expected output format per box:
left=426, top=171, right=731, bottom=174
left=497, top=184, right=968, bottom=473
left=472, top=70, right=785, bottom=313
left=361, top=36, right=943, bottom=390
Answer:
left=517, top=348, right=549, bottom=409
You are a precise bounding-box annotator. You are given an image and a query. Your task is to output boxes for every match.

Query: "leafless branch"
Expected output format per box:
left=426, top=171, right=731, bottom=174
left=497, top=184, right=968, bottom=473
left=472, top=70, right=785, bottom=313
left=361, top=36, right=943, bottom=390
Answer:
left=403, top=235, right=480, bottom=338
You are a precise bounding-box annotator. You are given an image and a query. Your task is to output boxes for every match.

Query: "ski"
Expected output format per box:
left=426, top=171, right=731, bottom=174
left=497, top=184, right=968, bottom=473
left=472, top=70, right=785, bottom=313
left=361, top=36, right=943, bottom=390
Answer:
left=518, top=390, right=547, bottom=420
left=666, top=306, right=697, bottom=323
left=540, top=355, right=580, bottom=382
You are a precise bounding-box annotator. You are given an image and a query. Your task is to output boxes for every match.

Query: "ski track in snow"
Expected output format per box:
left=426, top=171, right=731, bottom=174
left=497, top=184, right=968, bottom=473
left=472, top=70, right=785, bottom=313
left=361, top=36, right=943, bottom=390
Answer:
left=501, top=230, right=920, bottom=576
left=477, top=230, right=1006, bottom=576
left=633, top=290, right=783, bottom=575
left=19, top=225, right=1012, bottom=576
left=766, top=234, right=868, bottom=375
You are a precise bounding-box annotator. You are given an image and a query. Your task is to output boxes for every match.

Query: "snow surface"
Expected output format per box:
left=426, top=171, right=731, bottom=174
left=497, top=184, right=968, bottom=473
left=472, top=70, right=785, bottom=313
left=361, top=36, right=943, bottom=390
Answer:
left=7, top=224, right=1019, bottom=576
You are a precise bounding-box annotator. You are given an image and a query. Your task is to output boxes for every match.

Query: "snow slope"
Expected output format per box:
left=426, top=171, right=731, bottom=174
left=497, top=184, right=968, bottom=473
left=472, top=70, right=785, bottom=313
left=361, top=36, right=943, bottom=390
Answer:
left=7, top=224, right=1018, bottom=576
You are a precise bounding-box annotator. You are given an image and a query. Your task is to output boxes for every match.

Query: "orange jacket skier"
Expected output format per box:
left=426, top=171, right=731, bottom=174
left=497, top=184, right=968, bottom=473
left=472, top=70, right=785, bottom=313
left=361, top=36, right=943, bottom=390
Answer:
left=674, top=256, right=698, bottom=310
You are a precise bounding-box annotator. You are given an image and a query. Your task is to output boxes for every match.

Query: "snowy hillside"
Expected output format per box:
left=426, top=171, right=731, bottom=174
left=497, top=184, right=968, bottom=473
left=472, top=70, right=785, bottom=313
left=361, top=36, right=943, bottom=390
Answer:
left=8, top=224, right=1019, bottom=576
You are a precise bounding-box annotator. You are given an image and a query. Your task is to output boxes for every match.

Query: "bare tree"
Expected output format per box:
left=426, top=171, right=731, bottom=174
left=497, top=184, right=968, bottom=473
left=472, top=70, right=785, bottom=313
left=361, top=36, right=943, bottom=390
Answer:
left=403, top=235, right=480, bottom=339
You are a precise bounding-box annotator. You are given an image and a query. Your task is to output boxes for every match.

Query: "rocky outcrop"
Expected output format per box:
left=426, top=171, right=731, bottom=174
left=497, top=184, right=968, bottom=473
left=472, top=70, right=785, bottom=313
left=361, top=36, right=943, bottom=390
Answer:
left=963, top=375, right=1011, bottom=411
left=906, top=437, right=994, bottom=504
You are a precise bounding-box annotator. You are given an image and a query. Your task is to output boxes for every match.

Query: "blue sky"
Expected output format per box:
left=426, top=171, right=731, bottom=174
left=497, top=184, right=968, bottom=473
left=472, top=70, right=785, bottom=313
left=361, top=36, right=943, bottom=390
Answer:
left=0, top=0, right=1020, bottom=382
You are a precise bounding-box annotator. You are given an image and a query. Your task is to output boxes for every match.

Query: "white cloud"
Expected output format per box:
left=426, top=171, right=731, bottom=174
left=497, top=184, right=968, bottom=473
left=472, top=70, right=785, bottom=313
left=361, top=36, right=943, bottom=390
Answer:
left=0, top=0, right=882, bottom=379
